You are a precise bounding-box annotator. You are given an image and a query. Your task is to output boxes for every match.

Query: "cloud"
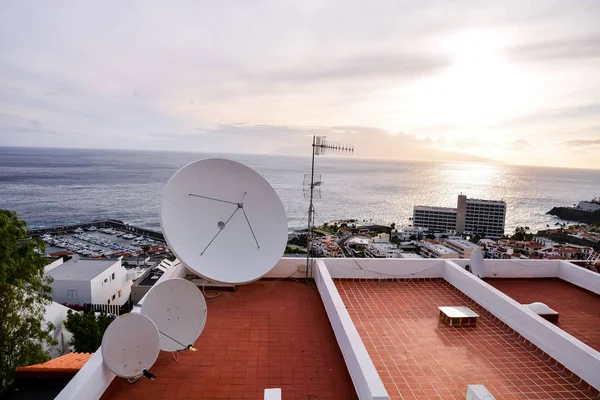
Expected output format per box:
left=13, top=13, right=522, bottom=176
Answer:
left=266, top=53, right=451, bottom=83
left=507, top=35, right=600, bottom=62
left=564, top=139, right=600, bottom=147
left=493, top=103, right=600, bottom=129
left=508, top=139, right=531, bottom=150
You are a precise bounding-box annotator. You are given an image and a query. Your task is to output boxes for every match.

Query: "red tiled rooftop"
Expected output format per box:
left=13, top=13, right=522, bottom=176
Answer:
left=336, top=279, right=598, bottom=400
left=102, top=280, right=357, bottom=400
left=484, top=278, right=600, bottom=352
left=15, top=352, right=93, bottom=378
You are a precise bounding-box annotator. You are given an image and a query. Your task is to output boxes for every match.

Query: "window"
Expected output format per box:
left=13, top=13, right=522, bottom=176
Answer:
left=118, top=289, right=122, bottom=298
left=112, top=294, right=116, bottom=301
left=67, top=289, right=78, bottom=299
left=108, top=299, right=110, bottom=305
left=111, top=273, right=115, bottom=280
left=104, top=278, right=108, bottom=284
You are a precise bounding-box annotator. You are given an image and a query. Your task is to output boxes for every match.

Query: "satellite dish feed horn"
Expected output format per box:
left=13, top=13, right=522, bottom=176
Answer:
left=101, top=313, right=160, bottom=380
left=161, top=158, right=288, bottom=284
left=141, top=278, right=208, bottom=352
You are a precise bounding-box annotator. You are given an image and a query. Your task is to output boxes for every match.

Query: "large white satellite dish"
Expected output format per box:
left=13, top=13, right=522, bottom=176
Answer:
left=141, top=278, right=207, bottom=352
left=101, top=313, right=160, bottom=379
left=161, top=158, right=288, bottom=284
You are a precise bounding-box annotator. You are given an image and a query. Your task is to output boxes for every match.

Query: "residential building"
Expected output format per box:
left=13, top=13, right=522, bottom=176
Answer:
left=443, top=238, right=481, bottom=258
left=577, top=201, right=600, bottom=212
left=412, top=206, right=457, bottom=232
left=46, top=256, right=133, bottom=306
left=420, top=242, right=459, bottom=258
left=413, top=194, right=507, bottom=238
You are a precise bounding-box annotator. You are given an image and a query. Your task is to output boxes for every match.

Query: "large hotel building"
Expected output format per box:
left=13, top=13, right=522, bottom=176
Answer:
left=413, top=194, right=507, bottom=238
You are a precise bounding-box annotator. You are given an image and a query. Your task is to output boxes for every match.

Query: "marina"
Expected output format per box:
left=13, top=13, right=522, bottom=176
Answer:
left=37, top=222, right=167, bottom=259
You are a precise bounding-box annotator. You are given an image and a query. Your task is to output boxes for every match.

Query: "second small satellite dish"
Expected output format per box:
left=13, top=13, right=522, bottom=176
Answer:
left=101, top=313, right=160, bottom=378
left=142, top=278, right=207, bottom=352
left=161, top=158, right=288, bottom=284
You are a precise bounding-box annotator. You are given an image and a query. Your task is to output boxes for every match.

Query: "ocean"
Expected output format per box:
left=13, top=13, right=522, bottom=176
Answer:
left=1, top=146, right=598, bottom=235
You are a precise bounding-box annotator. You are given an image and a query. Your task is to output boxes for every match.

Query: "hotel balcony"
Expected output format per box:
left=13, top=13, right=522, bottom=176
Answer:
left=50, top=257, right=600, bottom=400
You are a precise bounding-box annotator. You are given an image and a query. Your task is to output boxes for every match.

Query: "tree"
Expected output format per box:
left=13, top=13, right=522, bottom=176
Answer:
left=0, top=210, right=56, bottom=389
left=425, top=233, right=436, bottom=240
left=64, top=310, right=116, bottom=353
left=512, top=226, right=533, bottom=241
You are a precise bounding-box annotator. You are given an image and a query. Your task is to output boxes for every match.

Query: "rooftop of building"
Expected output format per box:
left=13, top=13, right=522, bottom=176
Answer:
left=444, top=238, right=481, bottom=249
left=423, top=242, right=459, bottom=254
left=465, top=198, right=506, bottom=205
left=336, top=279, right=597, bottom=399
left=46, top=257, right=118, bottom=281
left=16, top=353, right=93, bottom=378
left=54, top=257, right=600, bottom=400
left=101, top=280, right=356, bottom=400
left=414, top=205, right=457, bottom=212
left=484, top=277, right=600, bottom=352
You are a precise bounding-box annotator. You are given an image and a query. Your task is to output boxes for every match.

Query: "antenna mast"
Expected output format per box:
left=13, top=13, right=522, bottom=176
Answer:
left=306, top=136, right=354, bottom=282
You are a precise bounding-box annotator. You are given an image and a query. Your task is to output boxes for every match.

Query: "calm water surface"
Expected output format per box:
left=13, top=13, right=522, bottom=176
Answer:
left=1, top=146, right=598, bottom=234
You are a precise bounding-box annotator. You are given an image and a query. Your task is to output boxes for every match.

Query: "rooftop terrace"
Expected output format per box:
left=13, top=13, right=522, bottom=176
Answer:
left=55, top=257, right=600, bottom=400
left=337, top=278, right=597, bottom=399
left=485, top=278, right=600, bottom=352
left=101, top=280, right=356, bottom=400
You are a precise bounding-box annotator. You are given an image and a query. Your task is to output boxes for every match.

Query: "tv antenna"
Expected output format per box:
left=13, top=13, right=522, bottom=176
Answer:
left=303, top=174, right=322, bottom=199
left=305, top=136, right=354, bottom=282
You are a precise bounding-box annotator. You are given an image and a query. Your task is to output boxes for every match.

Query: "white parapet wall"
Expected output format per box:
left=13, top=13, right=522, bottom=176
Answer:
left=479, top=259, right=561, bottom=278
left=315, top=260, right=389, bottom=400
left=443, top=260, right=600, bottom=391
left=55, top=260, right=185, bottom=400
left=558, top=260, right=600, bottom=295
left=322, top=258, right=446, bottom=279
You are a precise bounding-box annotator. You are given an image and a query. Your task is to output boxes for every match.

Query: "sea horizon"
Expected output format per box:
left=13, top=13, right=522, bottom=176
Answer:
left=1, top=146, right=598, bottom=234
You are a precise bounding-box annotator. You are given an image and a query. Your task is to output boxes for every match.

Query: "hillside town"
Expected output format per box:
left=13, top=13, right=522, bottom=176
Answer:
left=292, top=194, right=600, bottom=273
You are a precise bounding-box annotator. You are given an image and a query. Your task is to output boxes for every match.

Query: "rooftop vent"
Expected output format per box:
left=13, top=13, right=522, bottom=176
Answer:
left=525, top=302, right=559, bottom=323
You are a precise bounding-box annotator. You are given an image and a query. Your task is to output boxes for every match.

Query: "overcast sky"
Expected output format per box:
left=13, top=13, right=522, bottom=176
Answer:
left=1, top=1, right=599, bottom=168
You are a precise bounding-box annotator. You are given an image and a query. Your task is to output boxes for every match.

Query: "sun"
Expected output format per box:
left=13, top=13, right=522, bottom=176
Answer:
left=405, top=30, right=536, bottom=137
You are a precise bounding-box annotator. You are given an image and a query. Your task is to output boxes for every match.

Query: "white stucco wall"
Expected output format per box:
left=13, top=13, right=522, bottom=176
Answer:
left=479, top=259, right=561, bottom=278
left=558, top=261, right=600, bottom=295
left=323, top=258, right=445, bottom=279
left=90, top=260, right=132, bottom=306
left=51, top=279, right=92, bottom=305
left=43, top=301, right=74, bottom=358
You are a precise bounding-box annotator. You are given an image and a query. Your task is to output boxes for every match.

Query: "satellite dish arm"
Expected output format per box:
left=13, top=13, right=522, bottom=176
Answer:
left=241, top=208, right=260, bottom=249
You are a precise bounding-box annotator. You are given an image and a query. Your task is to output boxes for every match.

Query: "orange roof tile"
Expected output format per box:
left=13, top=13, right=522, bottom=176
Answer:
left=16, top=352, right=93, bottom=378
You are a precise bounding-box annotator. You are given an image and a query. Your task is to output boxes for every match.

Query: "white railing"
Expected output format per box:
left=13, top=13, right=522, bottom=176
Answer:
left=315, top=260, right=388, bottom=400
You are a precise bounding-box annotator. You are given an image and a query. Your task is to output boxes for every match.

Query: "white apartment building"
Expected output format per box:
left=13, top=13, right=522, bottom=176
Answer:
left=577, top=201, right=600, bottom=212
left=420, top=242, right=459, bottom=259
left=412, top=206, right=457, bottom=232
left=459, top=196, right=507, bottom=238
left=443, top=239, right=481, bottom=259
left=413, top=194, right=506, bottom=238
left=46, top=256, right=133, bottom=306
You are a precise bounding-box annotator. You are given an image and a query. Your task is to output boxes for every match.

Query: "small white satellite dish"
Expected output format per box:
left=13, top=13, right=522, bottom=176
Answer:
left=141, top=278, right=207, bottom=352
left=161, top=158, right=288, bottom=284
left=101, top=313, right=160, bottom=378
